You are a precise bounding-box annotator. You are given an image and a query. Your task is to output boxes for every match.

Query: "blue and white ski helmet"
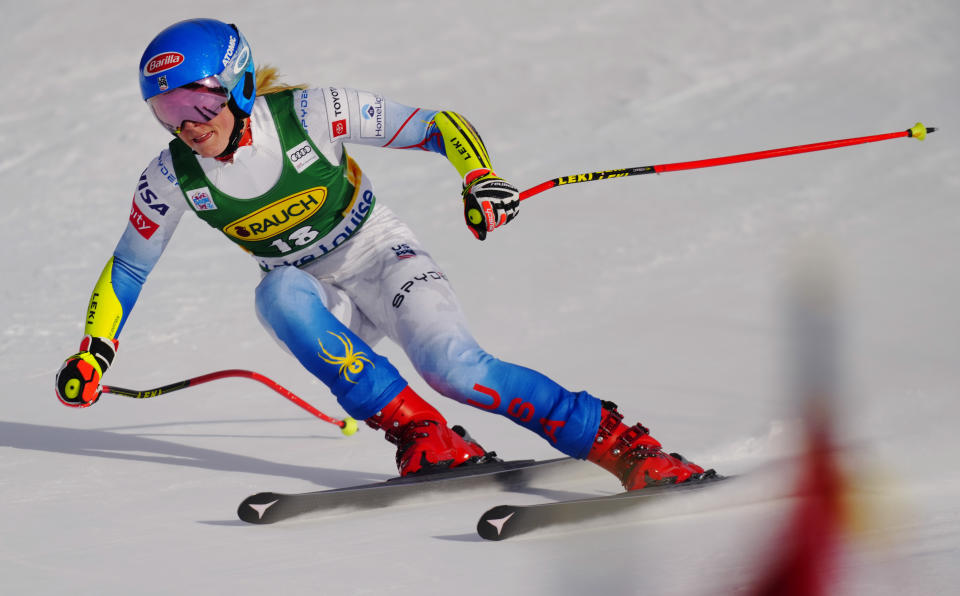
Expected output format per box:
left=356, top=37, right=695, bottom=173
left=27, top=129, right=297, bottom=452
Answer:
left=139, top=19, right=256, bottom=116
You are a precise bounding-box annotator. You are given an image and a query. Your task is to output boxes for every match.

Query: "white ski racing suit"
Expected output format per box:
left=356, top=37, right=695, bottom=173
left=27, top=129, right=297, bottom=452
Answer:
left=84, top=87, right=602, bottom=458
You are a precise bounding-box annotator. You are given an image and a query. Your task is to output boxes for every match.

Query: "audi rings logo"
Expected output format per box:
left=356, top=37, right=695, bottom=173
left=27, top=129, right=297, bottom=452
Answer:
left=290, top=145, right=312, bottom=162
left=286, top=140, right=320, bottom=173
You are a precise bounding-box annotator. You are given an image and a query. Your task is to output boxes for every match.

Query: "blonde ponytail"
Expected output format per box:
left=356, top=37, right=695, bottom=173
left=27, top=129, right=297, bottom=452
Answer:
left=255, top=65, right=309, bottom=95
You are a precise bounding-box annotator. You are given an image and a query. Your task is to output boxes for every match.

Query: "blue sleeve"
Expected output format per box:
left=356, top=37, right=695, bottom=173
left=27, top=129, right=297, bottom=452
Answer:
left=105, top=152, right=188, bottom=335
left=108, top=253, right=148, bottom=335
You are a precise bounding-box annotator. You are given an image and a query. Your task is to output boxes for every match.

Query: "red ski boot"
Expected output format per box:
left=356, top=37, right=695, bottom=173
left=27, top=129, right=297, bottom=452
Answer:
left=366, top=386, right=499, bottom=476
left=588, top=401, right=716, bottom=491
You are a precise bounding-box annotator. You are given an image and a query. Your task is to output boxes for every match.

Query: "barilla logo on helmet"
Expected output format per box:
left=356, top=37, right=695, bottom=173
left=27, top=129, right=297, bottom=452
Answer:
left=143, top=52, right=185, bottom=76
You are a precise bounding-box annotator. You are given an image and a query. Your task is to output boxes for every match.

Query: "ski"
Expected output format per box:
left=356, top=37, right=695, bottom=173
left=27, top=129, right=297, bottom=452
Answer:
left=477, top=475, right=729, bottom=541
left=238, top=457, right=588, bottom=524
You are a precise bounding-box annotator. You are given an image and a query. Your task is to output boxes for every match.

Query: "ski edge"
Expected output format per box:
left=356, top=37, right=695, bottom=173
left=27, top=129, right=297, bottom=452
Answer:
left=477, top=475, right=731, bottom=541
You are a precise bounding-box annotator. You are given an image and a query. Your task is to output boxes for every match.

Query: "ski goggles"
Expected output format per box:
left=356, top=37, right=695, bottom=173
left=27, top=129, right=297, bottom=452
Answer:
left=147, top=76, right=231, bottom=135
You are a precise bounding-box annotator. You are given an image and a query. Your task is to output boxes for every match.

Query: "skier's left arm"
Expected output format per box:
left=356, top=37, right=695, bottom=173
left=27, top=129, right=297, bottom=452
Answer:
left=300, top=87, right=519, bottom=240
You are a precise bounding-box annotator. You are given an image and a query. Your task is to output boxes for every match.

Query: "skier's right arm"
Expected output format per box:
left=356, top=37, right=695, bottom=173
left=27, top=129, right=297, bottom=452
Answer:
left=55, top=152, right=187, bottom=408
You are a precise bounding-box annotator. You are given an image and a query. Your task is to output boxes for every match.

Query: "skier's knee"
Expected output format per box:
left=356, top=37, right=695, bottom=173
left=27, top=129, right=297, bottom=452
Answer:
left=410, top=336, right=490, bottom=397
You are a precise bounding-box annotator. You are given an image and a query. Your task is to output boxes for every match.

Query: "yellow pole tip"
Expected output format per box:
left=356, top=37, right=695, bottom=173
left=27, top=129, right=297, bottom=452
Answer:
left=340, top=417, right=359, bottom=436
left=909, top=122, right=929, bottom=140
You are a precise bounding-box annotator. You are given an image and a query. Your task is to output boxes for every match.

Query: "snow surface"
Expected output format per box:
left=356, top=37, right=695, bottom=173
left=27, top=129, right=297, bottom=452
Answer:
left=2, top=1, right=958, bottom=594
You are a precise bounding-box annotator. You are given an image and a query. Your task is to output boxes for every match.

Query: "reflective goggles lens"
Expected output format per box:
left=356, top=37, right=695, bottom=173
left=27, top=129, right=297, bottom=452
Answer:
left=147, top=76, right=230, bottom=134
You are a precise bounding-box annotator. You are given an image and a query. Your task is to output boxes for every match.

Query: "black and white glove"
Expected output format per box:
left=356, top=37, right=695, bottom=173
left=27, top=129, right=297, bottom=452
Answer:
left=462, top=169, right=520, bottom=241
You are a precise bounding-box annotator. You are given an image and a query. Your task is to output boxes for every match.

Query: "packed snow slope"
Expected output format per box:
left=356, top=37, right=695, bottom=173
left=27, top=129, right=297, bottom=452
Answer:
left=2, top=1, right=958, bottom=594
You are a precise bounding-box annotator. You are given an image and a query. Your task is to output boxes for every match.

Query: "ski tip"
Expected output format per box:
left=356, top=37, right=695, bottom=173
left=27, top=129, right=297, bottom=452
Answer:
left=477, top=505, right=521, bottom=541
left=237, top=492, right=283, bottom=524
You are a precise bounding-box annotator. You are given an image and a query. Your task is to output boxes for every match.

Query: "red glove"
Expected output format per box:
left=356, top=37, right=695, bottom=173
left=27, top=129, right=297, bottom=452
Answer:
left=55, top=336, right=118, bottom=408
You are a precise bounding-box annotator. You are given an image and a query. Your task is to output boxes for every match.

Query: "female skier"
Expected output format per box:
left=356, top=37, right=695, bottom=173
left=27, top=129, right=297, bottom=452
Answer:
left=55, top=18, right=712, bottom=490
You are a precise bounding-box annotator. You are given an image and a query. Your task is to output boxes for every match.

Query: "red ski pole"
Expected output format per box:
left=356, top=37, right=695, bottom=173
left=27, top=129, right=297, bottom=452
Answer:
left=516, top=122, right=936, bottom=201
left=102, top=369, right=359, bottom=436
